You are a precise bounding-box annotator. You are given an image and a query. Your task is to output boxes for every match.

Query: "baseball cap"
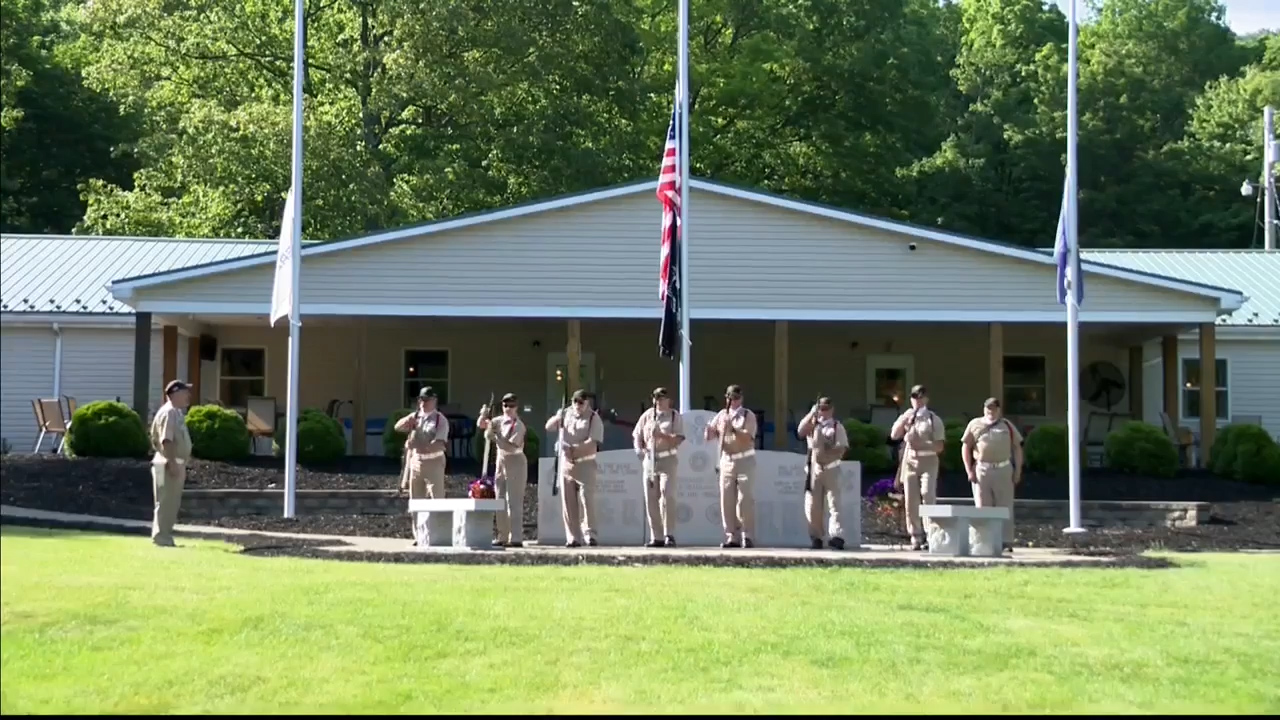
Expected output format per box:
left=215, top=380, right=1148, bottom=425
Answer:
left=164, top=380, right=191, bottom=396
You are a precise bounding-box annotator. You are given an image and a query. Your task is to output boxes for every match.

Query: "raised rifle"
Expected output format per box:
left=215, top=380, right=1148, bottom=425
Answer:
left=551, top=380, right=569, bottom=497
left=479, top=392, right=495, bottom=480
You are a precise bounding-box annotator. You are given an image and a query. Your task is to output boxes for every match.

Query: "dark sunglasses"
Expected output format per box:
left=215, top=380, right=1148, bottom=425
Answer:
left=573, top=398, right=586, bottom=405
left=502, top=402, right=517, bottom=408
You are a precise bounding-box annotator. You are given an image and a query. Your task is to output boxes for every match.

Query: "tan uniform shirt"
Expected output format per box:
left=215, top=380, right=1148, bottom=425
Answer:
left=559, top=408, right=604, bottom=458
left=633, top=408, right=685, bottom=455
left=150, top=402, right=192, bottom=462
left=713, top=407, right=758, bottom=456
left=900, top=408, right=946, bottom=454
left=487, top=415, right=526, bottom=456
left=806, top=418, right=849, bottom=466
left=962, top=417, right=1023, bottom=464
left=402, top=410, right=450, bottom=454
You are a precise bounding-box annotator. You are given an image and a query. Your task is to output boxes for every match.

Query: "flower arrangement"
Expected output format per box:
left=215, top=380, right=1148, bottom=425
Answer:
left=469, top=476, right=496, bottom=499
left=863, top=477, right=903, bottom=520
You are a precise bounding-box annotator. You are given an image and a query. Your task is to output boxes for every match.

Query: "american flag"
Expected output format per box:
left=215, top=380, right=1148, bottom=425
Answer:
left=657, top=93, right=682, bottom=360
left=1053, top=174, right=1084, bottom=307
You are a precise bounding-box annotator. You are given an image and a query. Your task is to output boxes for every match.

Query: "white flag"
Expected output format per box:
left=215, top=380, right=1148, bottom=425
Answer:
left=270, top=188, right=298, bottom=327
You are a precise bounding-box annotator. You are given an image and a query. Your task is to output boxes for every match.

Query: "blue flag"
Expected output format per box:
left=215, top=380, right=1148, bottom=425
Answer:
left=1053, top=177, right=1083, bottom=306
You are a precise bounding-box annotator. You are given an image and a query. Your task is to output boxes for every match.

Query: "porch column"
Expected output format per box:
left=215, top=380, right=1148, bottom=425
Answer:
left=162, top=325, right=179, bottom=386
left=1161, top=335, right=1179, bottom=427
left=351, top=322, right=368, bottom=454
left=1198, top=324, right=1217, bottom=468
left=566, top=320, right=582, bottom=394
left=988, top=322, right=1004, bottom=404
left=133, top=312, right=152, bottom=415
left=187, top=335, right=201, bottom=402
left=1127, top=346, right=1143, bottom=419
left=773, top=320, right=789, bottom=449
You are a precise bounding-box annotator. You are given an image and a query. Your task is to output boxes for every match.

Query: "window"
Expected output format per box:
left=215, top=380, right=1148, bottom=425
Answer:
left=404, top=349, right=450, bottom=407
left=219, top=347, right=266, bottom=407
left=1003, top=355, right=1047, bottom=417
left=1181, top=358, right=1229, bottom=420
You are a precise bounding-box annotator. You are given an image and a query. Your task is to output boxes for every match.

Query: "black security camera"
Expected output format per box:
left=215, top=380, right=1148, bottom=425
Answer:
left=907, top=242, right=918, bottom=251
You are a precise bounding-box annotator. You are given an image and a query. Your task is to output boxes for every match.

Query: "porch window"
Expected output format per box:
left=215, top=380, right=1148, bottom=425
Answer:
left=1003, top=355, right=1047, bottom=417
left=1181, top=358, right=1228, bottom=420
left=404, top=349, right=450, bottom=407
left=219, top=347, right=266, bottom=407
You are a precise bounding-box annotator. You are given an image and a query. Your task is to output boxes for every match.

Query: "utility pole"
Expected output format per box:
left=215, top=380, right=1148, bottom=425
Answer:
left=1265, top=105, right=1276, bottom=251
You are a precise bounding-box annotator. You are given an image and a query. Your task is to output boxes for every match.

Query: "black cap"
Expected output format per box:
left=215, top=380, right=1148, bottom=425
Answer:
left=816, top=395, right=832, bottom=408
left=652, top=387, right=670, bottom=399
left=725, top=384, right=743, bottom=398
left=572, top=389, right=594, bottom=402
left=164, top=380, right=190, bottom=396
left=501, top=393, right=518, bottom=404
left=418, top=386, right=437, bottom=400
left=984, top=397, right=1001, bottom=408
left=910, top=385, right=928, bottom=399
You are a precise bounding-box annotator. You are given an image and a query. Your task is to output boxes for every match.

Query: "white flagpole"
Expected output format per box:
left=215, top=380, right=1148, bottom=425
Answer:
left=283, top=0, right=305, bottom=519
left=1064, top=0, right=1084, bottom=534
left=676, top=0, right=692, bottom=414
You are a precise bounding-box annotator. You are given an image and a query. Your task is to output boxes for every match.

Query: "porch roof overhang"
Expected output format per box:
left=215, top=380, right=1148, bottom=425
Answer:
left=104, top=177, right=1246, bottom=324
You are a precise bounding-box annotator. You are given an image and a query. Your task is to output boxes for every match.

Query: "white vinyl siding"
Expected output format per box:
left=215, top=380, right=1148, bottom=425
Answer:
left=0, top=328, right=56, bottom=453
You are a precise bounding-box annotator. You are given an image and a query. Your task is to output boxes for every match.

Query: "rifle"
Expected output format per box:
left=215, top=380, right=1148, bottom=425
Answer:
left=551, top=379, right=568, bottom=497
left=479, top=392, right=495, bottom=479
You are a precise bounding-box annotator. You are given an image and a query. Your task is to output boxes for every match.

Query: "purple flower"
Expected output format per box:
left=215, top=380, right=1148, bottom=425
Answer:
left=864, top=478, right=897, bottom=500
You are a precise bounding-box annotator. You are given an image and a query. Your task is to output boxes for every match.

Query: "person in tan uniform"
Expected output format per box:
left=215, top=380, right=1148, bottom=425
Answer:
left=890, top=384, right=946, bottom=551
left=704, top=384, right=758, bottom=548
left=478, top=393, right=528, bottom=547
left=797, top=396, right=849, bottom=550
left=149, top=380, right=193, bottom=547
left=545, top=389, right=605, bottom=547
left=962, top=397, right=1024, bottom=554
left=632, top=386, right=685, bottom=548
left=395, top=387, right=450, bottom=500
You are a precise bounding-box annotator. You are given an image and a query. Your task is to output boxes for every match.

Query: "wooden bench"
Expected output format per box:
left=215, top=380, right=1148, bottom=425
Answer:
left=918, top=504, right=1011, bottom=557
left=407, top=498, right=506, bottom=549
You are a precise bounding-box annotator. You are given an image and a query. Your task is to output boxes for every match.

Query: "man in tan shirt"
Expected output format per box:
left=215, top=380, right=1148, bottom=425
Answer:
left=797, top=396, right=849, bottom=550
left=478, top=393, right=528, bottom=547
left=632, top=386, right=686, bottom=548
left=545, top=389, right=605, bottom=547
left=395, top=386, right=450, bottom=500
left=704, top=384, right=758, bottom=548
left=962, top=397, right=1024, bottom=553
left=890, top=384, right=946, bottom=551
left=149, top=379, right=193, bottom=547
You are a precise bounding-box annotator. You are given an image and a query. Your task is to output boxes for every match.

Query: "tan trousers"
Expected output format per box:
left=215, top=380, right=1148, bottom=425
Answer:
left=901, top=452, right=939, bottom=541
left=561, top=460, right=598, bottom=543
left=408, top=452, right=447, bottom=499
left=643, top=454, right=679, bottom=541
left=150, top=458, right=187, bottom=544
left=806, top=466, right=844, bottom=540
left=973, top=461, right=1016, bottom=545
left=719, top=456, right=756, bottom=542
left=495, top=453, right=527, bottom=544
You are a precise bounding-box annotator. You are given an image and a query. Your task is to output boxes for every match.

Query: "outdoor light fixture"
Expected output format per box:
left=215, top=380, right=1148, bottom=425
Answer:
left=1241, top=179, right=1256, bottom=197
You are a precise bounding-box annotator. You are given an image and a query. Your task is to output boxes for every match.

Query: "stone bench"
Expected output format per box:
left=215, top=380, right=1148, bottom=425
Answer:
left=919, top=504, right=1011, bottom=558
left=408, top=498, right=506, bottom=549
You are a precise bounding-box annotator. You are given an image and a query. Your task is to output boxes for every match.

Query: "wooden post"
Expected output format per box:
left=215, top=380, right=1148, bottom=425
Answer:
left=1161, top=335, right=1179, bottom=426
left=1198, top=324, right=1217, bottom=468
left=988, top=322, right=1004, bottom=404
left=133, top=313, right=152, bottom=416
left=1127, top=346, right=1143, bottom=420
left=567, top=320, right=582, bottom=395
left=773, top=320, right=789, bottom=450
left=161, top=325, right=179, bottom=386
left=352, top=321, right=368, bottom=455
left=187, top=335, right=201, bottom=402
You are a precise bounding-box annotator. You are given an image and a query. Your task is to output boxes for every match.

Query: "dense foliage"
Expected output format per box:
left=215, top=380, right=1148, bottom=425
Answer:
left=184, top=405, right=251, bottom=461
left=65, top=401, right=150, bottom=458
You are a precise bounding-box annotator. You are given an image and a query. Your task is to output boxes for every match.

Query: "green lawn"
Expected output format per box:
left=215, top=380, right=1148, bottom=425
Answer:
left=2, top=527, right=1277, bottom=714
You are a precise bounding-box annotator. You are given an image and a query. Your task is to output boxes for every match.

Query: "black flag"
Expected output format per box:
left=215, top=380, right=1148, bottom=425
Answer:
left=658, top=216, right=681, bottom=360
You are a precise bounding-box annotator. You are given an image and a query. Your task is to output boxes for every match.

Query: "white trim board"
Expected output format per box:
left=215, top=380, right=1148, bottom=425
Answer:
left=105, top=178, right=1245, bottom=312
left=120, top=301, right=1224, bottom=325
left=0, top=312, right=198, bottom=336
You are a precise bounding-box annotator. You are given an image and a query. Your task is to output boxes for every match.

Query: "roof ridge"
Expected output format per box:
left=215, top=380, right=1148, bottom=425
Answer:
left=0, top=234, right=276, bottom=244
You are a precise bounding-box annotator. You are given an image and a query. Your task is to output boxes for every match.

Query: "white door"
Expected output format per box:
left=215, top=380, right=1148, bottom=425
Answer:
left=545, top=352, right=597, bottom=417
left=865, top=353, right=915, bottom=410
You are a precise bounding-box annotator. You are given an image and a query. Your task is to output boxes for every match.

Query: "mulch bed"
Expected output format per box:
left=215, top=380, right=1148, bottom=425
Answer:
left=3, top=453, right=1277, bottom=552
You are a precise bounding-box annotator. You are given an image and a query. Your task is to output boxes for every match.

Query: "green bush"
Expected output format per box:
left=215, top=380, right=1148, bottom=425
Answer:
left=842, top=419, right=893, bottom=474
left=273, top=408, right=346, bottom=465
left=383, top=408, right=413, bottom=459
left=66, top=400, right=150, bottom=458
left=1211, top=423, right=1280, bottom=484
left=471, top=419, right=542, bottom=466
left=940, top=420, right=968, bottom=474
left=1103, top=421, right=1179, bottom=478
left=184, top=405, right=250, bottom=461
left=1024, top=423, right=1070, bottom=476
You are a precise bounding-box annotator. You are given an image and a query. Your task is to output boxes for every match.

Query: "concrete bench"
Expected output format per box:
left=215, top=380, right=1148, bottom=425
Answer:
left=919, top=504, right=1011, bottom=557
left=408, top=498, right=506, bottom=549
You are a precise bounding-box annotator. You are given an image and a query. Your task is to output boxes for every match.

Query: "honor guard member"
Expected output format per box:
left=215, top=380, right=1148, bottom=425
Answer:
left=962, top=397, right=1024, bottom=553
left=704, top=384, right=759, bottom=548
left=395, top=387, right=450, bottom=500
left=478, top=393, right=528, bottom=547
left=632, top=387, right=686, bottom=548
left=149, top=380, right=193, bottom=547
left=889, top=385, right=946, bottom=551
left=797, top=396, right=849, bottom=550
left=545, top=389, right=605, bottom=547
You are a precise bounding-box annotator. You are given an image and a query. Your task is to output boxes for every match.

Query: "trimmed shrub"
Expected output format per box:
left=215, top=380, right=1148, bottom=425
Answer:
left=184, top=405, right=250, bottom=461
left=842, top=419, right=893, bottom=474
left=383, top=408, right=413, bottom=459
left=940, top=420, right=968, bottom=474
left=1236, top=441, right=1280, bottom=485
left=273, top=408, right=346, bottom=465
left=66, top=400, right=150, bottom=458
left=1103, top=421, right=1179, bottom=478
left=1209, top=424, right=1244, bottom=478
left=1024, top=423, right=1070, bottom=476
left=1213, top=423, right=1280, bottom=484
left=471, top=420, right=543, bottom=466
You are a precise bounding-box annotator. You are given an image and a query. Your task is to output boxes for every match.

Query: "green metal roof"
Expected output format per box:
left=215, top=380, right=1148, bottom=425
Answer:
left=1080, top=249, right=1280, bottom=327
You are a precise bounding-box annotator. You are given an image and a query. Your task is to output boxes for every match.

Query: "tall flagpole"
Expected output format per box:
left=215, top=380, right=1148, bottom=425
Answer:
left=676, top=0, right=692, bottom=414
left=1064, top=0, right=1084, bottom=534
left=283, top=0, right=305, bottom=519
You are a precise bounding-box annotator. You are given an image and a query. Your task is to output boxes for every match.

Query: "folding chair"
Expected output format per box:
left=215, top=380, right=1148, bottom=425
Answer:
left=245, top=396, right=278, bottom=455
left=32, top=398, right=68, bottom=454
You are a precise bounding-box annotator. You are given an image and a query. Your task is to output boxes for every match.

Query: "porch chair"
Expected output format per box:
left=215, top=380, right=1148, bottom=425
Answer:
left=245, top=396, right=278, bottom=455
left=32, top=398, right=68, bottom=454
left=1083, top=411, right=1130, bottom=468
left=62, top=396, right=78, bottom=431
left=1159, top=412, right=1195, bottom=468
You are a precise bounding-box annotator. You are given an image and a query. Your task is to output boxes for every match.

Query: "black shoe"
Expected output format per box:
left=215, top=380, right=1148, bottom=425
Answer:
left=566, top=540, right=582, bottom=548
left=587, top=537, right=599, bottom=547
left=646, top=539, right=664, bottom=548
left=664, top=535, right=677, bottom=548
left=829, top=537, right=845, bottom=551
left=1003, top=543, right=1014, bottom=554
left=910, top=538, right=924, bottom=551
left=508, top=541, right=523, bottom=548
left=742, top=538, right=755, bottom=549
left=811, top=537, right=824, bottom=550
left=720, top=539, right=740, bottom=548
